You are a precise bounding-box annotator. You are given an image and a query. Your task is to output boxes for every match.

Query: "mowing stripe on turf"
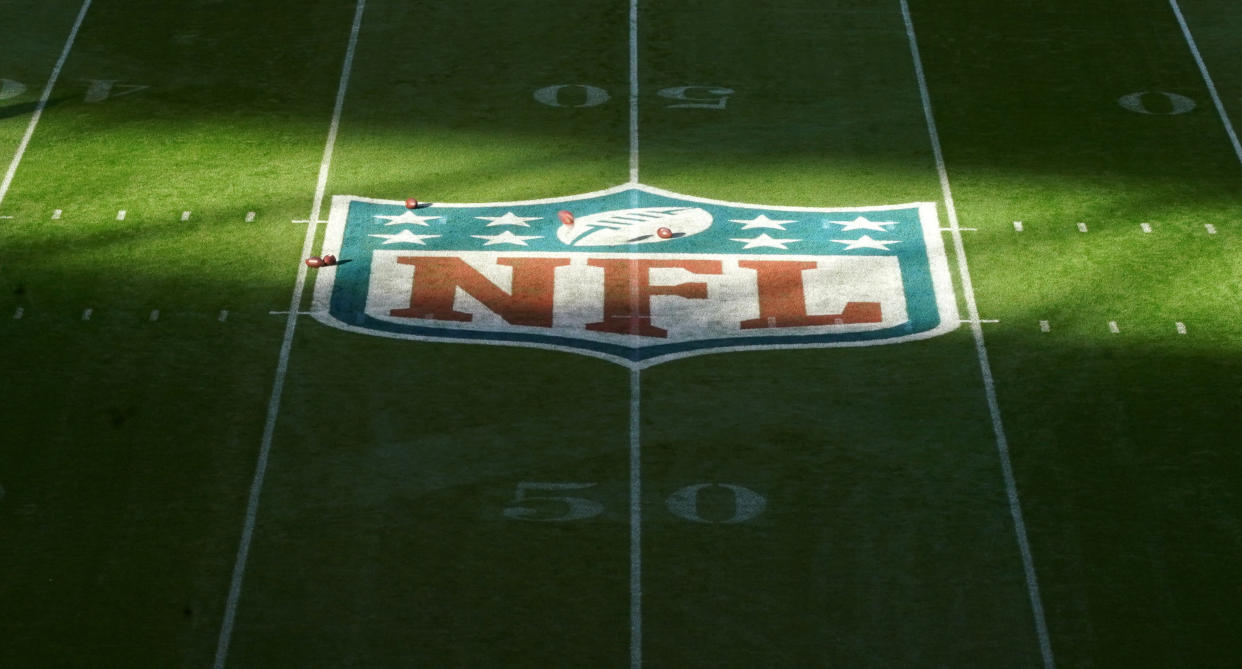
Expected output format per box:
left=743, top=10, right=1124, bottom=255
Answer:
left=1168, top=0, right=1242, bottom=172
left=0, top=0, right=92, bottom=211
left=212, top=2, right=368, bottom=667
left=899, top=2, right=1056, bottom=667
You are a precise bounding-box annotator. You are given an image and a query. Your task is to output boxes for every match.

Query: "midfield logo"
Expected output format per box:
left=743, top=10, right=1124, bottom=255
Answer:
left=311, top=184, right=958, bottom=367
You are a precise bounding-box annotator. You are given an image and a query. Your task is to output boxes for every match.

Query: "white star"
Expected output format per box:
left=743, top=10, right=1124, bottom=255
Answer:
left=831, top=235, right=900, bottom=251
left=472, top=230, right=543, bottom=246
left=374, top=211, right=442, bottom=226
left=730, top=233, right=801, bottom=250
left=370, top=230, right=441, bottom=245
left=829, top=216, right=897, bottom=232
left=728, top=214, right=799, bottom=230
left=476, top=212, right=542, bottom=227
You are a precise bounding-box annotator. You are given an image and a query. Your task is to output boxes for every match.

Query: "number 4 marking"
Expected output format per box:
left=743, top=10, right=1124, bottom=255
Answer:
left=84, top=79, right=150, bottom=103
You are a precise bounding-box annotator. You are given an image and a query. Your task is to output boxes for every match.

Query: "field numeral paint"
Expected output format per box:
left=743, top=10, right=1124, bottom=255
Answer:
left=1117, top=91, right=1196, bottom=115
left=534, top=84, right=733, bottom=109
left=83, top=79, right=150, bottom=103
left=656, top=86, right=735, bottom=110
left=503, top=482, right=605, bottom=522
left=0, top=78, right=27, bottom=100
left=503, top=481, right=767, bottom=523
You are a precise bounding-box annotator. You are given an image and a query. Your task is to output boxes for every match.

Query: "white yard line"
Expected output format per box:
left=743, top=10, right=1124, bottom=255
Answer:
left=212, top=2, right=367, bottom=667
left=1169, top=0, right=1242, bottom=171
left=628, top=5, right=643, bottom=668
left=899, top=2, right=1056, bottom=667
left=629, top=367, right=643, bottom=669
left=628, top=0, right=640, bottom=185
left=0, top=0, right=92, bottom=211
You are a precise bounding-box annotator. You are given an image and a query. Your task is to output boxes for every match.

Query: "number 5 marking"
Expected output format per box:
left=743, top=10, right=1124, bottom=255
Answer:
left=502, top=482, right=605, bottom=522
left=656, top=86, right=734, bottom=110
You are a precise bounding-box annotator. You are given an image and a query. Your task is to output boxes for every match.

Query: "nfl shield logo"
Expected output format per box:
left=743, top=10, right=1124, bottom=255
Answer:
left=311, top=184, right=959, bottom=367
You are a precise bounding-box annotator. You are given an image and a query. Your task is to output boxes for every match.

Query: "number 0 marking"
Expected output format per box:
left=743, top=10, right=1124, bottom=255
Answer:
left=1118, top=91, right=1196, bottom=115
left=665, top=483, right=766, bottom=524
left=533, top=84, right=611, bottom=108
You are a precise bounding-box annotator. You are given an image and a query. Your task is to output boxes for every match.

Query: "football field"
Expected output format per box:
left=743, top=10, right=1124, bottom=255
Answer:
left=2, top=1, right=1241, bottom=667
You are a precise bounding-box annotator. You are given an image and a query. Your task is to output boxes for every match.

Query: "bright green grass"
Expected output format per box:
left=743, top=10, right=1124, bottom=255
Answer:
left=2, top=0, right=1242, bottom=666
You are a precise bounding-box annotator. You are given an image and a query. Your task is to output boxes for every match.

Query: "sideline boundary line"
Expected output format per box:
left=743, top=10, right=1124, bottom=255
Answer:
left=900, top=2, right=1056, bottom=667
left=1168, top=0, right=1242, bottom=171
left=0, top=0, right=93, bottom=210
left=212, top=2, right=368, bottom=666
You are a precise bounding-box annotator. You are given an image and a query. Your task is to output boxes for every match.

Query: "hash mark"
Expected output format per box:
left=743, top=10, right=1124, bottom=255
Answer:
left=218, top=309, right=229, bottom=322
left=1076, top=222, right=1088, bottom=233
left=0, top=215, right=12, bottom=219
left=116, top=210, right=126, bottom=221
left=1108, top=320, right=1120, bottom=333
left=245, top=211, right=256, bottom=222
left=13, top=307, right=23, bottom=320
left=149, top=309, right=160, bottom=322
left=52, top=209, right=62, bottom=220
left=1205, top=223, right=1217, bottom=234
left=1140, top=223, right=1152, bottom=233
left=1013, top=221, right=1024, bottom=231
left=1175, top=321, right=1187, bottom=335
left=181, top=211, right=191, bottom=222
left=82, top=308, right=93, bottom=321
left=1039, top=320, right=1050, bottom=332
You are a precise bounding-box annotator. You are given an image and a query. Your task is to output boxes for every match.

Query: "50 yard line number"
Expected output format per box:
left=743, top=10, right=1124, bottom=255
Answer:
left=534, top=84, right=735, bottom=109
left=504, top=481, right=766, bottom=524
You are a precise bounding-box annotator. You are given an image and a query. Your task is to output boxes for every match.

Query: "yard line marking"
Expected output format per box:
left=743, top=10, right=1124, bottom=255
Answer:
left=1140, top=222, right=1152, bottom=233
left=81, top=308, right=92, bottom=321
left=901, top=3, right=1055, bottom=667
left=1076, top=222, right=1087, bottom=233
left=181, top=211, right=191, bottom=222
left=1204, top=223, right=1217, bottom=234
left=628, top=0, right=639, bottom=185
left=267, top=310, right=319, bottom=316
left=13, top=307, right=23, bottom=320
left=940, top=226, right=976, bottom=231
left=628, top=5, right=643, bottom=668
left=1175, top=321, right=1187, bottom=334
left=1013, top=221, right=1024, bottom=231
left=962, top=318, right=1000, bottom=324
left=116, top=209, right=126, bottom=221
left=0, top=0, right=93, bottom=211
left=245, top=211, right=256, bottom=222
left=218, top=309, right=229, bottom=322
left=1170, top=0, right=1242, bottom=171
left=629, top=367, right=642, bottom=669
left=52, top=209, right=62, bottom=220
left=213, top=2, right=367, bottom=668
left=1108, top=320, right=1120, bottom=333
left=0, top=215, right=12, bottom=219
left=291, top=219, right=328, bottom=225
left=1039, top=320, right=1050, bottom=333
left=149, top=309, right=159, bottom=322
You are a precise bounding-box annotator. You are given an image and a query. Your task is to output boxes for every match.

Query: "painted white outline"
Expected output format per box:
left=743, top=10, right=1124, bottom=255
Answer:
left=0, top=0, right=92, bottom=211
left=212, top=2, right=367, bottom=667
left=901, top=2, right=1055, bottom=667
left=1169, top=0, right=1242, bottom=171
left=311, top=189, right=959, bottom=370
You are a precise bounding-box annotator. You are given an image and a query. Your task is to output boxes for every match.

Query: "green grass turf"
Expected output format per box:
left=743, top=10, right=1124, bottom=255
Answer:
left=2, top=0, right=1241, bottom=666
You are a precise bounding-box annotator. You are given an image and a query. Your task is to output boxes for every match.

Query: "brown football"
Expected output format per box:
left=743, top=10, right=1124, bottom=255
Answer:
left=321, top=254, right=337, bottom=266
left=304, top=256, right=324, bottom=267
left=558, top=210, right=575, bottom=226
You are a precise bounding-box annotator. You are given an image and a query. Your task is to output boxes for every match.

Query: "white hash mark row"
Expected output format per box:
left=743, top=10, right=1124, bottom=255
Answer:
left=1012, top=220, right=1224, bottom=234
left=0, top=210, right=262, bottom=221
left=1038, top=320, right=1189, bottom=334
